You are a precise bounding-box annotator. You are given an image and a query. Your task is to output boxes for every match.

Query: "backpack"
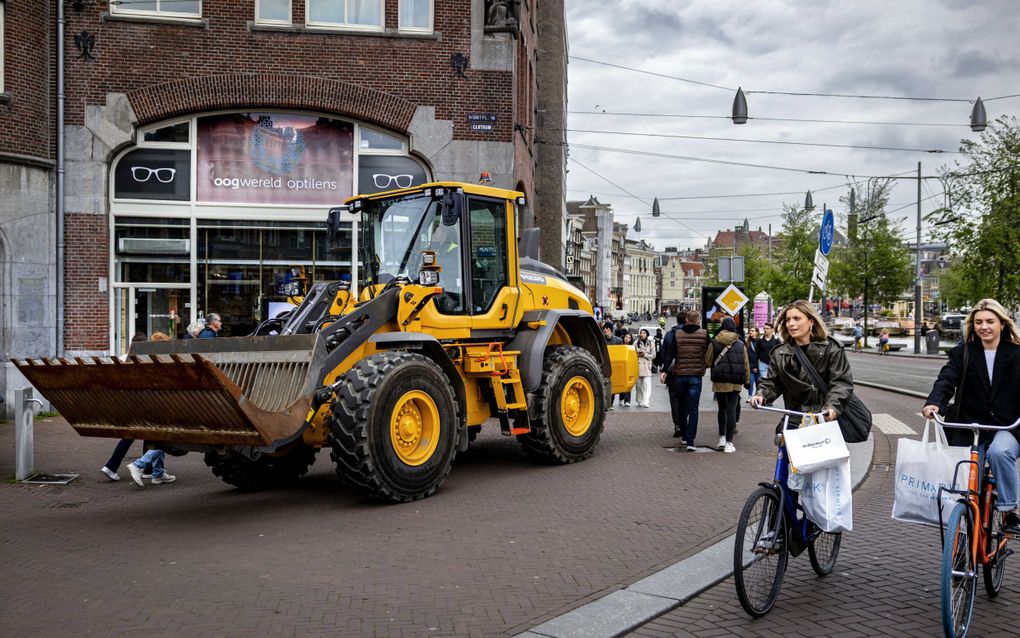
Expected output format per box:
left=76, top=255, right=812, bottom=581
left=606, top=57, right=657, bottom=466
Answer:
left=710, top=339, right=746, bottom=384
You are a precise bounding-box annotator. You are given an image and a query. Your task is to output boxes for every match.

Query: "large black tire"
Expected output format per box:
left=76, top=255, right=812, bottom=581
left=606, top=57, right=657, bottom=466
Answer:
left=328, top=352, right=459, bottom=503
left=734, top=486, right=788, bottom=618
left=941, top=503, right=976, bottom=638
left=807, top=526, right=842, bottom=576
left=203, top=442, right=317, bottom=491
left=517, top=345, right=606, bottom=463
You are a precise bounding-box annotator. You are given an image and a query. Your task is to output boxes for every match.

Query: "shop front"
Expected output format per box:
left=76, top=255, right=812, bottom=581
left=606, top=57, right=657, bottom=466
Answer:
left=109, top=111, right=430, bottom=354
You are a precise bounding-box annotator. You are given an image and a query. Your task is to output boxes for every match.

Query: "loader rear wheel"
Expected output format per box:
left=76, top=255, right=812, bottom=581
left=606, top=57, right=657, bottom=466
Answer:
left=203, top=441, right=318, bottom=491
left=328, top=352, right=459, bottom=503
left=517, top=345, right=606, bottom=463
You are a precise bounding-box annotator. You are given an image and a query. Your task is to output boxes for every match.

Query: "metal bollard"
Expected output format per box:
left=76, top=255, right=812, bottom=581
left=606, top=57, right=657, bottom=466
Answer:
left=15, top=387, right=43, bottom=481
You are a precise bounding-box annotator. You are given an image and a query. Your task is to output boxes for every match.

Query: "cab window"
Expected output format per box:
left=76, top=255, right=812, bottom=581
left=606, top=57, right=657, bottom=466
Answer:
left=468, top=198, right=508, bottom=314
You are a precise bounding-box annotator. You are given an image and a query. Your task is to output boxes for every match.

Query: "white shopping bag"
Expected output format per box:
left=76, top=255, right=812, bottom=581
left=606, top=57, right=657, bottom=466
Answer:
left=892, top=419, right=970, bottom=527
left=784, top=418, right=849, bottom=474
left=800, top=459, right=853, bottom=533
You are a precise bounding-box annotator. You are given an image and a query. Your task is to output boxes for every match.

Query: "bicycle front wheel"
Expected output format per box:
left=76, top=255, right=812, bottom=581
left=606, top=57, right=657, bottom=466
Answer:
left=941, top=503, right=977, bottom=638
left=983, top=507, right=1007, bottom=598
left=808, top=526, right=842, bottom=576
left=734, top=486, right=789, bottom=618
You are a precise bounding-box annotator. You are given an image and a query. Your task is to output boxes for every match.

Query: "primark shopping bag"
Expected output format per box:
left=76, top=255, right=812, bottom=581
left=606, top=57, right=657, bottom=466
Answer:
left=784, top=418, right=850, bottom=474
left=892, top=419, right=970, bottom=527
left=800, top=459, right=853, bottom=533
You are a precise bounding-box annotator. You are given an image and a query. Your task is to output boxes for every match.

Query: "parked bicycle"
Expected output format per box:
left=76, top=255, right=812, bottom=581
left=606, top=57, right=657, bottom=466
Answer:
left=933, top=413, right=1020, bottom=638
left=733, top=405, right=842, bottom=617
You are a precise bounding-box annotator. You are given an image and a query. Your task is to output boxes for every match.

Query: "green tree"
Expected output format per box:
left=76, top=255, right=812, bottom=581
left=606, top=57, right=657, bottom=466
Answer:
left=828, top=181, right=914, bottom=313
left=763, top=203, right=816, bottom=303
left=934, top=115, right=1020, bottom=309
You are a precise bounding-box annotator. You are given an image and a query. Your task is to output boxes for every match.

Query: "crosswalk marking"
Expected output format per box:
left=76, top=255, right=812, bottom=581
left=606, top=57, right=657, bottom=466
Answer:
left=873, top=413, right=916, bottom=435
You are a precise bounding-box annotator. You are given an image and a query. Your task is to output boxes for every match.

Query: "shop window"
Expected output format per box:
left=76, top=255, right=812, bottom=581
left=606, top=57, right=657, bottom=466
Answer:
left=143, top=121, right=190, bottom=143
left=255, top=0, right=290, bottom=24
left=115, top=220, right=190, bottom=284
left=398, top=0, right=432, bottom=33
left=306, top=0, right=383, bottom=30
left=110, top=0, right=201, bottom=18
left=359, top=128, right=404, bottom=151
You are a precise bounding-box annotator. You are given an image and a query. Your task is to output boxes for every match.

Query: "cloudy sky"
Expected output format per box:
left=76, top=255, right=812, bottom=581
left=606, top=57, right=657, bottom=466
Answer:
left=564, top=0, right=1020, bottom=250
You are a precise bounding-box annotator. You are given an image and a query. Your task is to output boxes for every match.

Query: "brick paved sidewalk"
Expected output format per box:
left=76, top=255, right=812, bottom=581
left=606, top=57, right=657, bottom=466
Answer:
left=0, top=384, right=772, bottom=638
left=630, top=392, right=1020, bottom=637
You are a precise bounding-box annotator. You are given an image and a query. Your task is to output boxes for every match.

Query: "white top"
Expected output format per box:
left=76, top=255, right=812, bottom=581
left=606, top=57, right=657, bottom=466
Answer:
left=985, top=350, right=996, bottom=383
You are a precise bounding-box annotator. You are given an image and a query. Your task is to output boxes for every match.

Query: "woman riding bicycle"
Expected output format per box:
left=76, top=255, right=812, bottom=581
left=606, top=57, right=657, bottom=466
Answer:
left=922, top=298, right=1020, bottom=536
left=750, top=300, right=853, bottom=424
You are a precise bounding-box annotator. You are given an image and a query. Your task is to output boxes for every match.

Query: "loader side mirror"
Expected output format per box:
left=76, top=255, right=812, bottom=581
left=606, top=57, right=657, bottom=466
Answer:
left=326, top=207, right=345, bottom=243
left=440, top=190, right=462, bottom=226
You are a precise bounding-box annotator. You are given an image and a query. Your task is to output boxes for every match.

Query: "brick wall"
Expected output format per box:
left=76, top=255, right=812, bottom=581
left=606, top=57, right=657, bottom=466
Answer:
left=60, top=1, right=516, bottom=142
left=0, top=1, right=53, bottom=160
left=64, top=213, right=108, bottom=350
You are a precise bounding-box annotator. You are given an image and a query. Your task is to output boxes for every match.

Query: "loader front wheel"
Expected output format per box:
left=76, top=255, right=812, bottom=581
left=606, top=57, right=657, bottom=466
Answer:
left=328, top=352, right=459, bottom=503
left=518, top=345, right=605, bottom=463
left=203, top=441, right=318, bottom=491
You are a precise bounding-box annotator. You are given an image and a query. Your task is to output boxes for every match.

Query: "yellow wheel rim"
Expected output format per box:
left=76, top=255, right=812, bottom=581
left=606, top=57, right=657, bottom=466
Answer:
left=390, top=390, right=440, bottom=467
left=560, top=376, right=595, bottom=437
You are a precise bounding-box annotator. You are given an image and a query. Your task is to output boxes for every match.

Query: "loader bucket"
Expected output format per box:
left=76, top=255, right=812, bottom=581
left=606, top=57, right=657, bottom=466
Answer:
left=13, top=334, right=326, bottom=448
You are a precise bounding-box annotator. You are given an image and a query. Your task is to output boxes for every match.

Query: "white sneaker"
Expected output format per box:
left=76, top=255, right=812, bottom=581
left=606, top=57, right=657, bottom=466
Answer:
left=100, top=466, right=120, bottom=481
left=127, top=464, right=145, bottom=487
left=724, top=442, right=736, bottom=453
left=717, top=436, right=727, bottom=450
left=151, top=473, right=176, bottom=485
left=686, top=445, right=697, bottom=452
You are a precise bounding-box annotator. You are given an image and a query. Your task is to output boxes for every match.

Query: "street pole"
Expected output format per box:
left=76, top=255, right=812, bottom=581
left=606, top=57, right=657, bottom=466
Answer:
left=915, top=162, right=923, bottom=354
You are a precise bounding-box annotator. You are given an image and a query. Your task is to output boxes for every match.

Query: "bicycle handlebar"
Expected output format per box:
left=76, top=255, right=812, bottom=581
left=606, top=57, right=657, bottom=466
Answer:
left=932, top=413, right=1020, bottom=432
left=751, top=404, right=821, bottom=419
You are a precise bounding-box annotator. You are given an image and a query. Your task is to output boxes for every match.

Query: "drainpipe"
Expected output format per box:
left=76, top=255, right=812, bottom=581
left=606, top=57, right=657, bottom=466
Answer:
left=56, top=1, right=65, bottom=356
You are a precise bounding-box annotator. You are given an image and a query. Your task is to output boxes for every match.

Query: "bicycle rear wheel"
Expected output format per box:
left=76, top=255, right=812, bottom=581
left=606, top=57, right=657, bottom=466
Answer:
left=734, top=486, right=789, bottom=617
left=808, top=525, right=842, bottom=576
left=983, top=507, right=1007, bottom=598
left=941, top=503, right=977, bottom=638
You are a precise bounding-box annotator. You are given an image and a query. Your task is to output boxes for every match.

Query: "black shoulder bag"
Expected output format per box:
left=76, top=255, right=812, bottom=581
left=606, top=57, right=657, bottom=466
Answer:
left=792, top=345, right=872, bottom=443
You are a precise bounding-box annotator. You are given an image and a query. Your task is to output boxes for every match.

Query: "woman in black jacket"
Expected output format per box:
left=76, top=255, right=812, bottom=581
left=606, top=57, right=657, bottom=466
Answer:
left=706, top=316, right=749, bottom=453
left=751, top=300, right=853, bottom=422
left=922, top=298, right=1020, bottom=535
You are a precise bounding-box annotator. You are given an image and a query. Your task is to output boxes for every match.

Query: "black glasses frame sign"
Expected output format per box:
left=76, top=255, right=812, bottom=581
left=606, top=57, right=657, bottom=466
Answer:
left=113, top=148, right=191, bottom=201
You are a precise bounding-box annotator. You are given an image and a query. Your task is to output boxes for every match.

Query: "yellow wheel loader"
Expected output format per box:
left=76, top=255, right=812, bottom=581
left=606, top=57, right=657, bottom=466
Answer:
left=15, top=183, right=637, bottom=502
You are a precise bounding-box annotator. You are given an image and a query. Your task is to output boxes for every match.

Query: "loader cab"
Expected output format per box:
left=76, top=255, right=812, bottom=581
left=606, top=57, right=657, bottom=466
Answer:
left=346, top=183, right=521, bottom=330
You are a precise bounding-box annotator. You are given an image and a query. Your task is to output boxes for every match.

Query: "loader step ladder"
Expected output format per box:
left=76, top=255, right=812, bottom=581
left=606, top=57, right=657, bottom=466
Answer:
left=474, top=343, right=530, bottom=436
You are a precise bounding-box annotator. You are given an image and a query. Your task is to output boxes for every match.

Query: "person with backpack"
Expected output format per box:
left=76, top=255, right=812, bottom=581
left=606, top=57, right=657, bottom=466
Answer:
left=659, top=310, right=711, bottom=450
left=706, top=316, right=750, bottom=453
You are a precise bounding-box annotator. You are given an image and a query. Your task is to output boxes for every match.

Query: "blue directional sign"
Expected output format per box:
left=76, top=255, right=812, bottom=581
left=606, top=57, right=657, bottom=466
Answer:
left=819, top=209, right=835, bottom=256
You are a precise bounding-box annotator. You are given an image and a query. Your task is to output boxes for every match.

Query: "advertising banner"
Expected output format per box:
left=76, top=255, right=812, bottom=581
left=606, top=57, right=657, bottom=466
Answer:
left=197, top=113, right=353, bottom=205
left=114, top=148, right=191, bottom=201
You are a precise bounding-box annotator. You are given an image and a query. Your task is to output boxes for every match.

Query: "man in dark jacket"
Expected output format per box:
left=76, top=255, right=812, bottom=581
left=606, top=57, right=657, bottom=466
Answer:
left=198, top=313, right=222, bottom=338
left=659, top=310, right=711, bottom=450
left=757, top=322, right=780, bottom=378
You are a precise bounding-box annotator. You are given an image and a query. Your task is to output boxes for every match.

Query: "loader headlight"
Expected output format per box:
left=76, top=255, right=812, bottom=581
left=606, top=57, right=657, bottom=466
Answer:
left=418, top=269, right=440, bottom=287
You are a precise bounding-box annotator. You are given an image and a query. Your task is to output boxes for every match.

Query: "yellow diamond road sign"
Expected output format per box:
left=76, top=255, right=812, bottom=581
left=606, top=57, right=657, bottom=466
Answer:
left=716, top=284, right=749, bottom=316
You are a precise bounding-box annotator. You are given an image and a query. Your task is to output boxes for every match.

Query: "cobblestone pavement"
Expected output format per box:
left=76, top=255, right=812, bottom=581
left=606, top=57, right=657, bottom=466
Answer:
left=630, top=390, right=1020, bottom=638
left=0, top=380, right=769, bottom=638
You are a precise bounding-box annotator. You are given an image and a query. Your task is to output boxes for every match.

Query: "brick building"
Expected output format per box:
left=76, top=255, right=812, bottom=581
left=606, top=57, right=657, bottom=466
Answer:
left=1, top=0, right=565, bottom=410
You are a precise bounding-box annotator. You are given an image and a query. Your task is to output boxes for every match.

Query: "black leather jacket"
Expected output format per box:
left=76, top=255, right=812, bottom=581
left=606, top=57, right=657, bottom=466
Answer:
left=755, top=337, right=854, bottom=416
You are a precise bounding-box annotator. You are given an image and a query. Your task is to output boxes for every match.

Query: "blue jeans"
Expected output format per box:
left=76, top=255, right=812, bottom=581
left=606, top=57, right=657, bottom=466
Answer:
left=758, top=361, right=769, bottom=379
left=131, top=450, right=167, bottom=479
left=748, top=368, right=759, bottom=397
left=668, top=375, right=703, bottom=446
left=988, top=431, right=1020, bottom=511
